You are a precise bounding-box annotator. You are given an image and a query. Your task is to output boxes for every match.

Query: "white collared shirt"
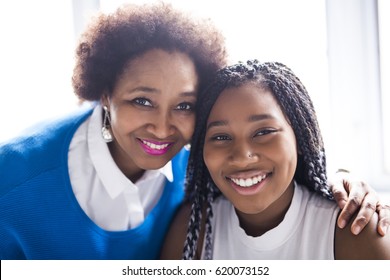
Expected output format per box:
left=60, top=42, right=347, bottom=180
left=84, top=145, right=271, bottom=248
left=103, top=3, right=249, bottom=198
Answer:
left=68, top=105, right=173, bottom=231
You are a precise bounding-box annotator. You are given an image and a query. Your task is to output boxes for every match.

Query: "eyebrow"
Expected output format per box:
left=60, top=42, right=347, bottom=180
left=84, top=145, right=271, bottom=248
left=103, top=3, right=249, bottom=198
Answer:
left=206, top=120, right=228, bottom=131
left=125, top=86, right=197, bottom=97
left=248, top=114, right=274, bottom=122
left=206, top=114, right=274, bottom=131
left=180, top=91, right=197, bottom=98
left=125, top=86, right=159, bottom=95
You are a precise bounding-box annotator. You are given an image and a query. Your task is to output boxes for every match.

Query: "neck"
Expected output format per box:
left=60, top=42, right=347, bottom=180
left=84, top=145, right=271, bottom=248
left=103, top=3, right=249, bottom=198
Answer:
left=235, top=183, right=295, bottom=237
left=108, top=141, right=145, bottom=183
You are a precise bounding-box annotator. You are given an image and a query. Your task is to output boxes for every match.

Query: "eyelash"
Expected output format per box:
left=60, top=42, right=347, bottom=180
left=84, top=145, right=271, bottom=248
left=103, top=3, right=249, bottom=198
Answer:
left=255, top=128, right=277, bottom=136
left=211, top=135, right=231, bottom=141
left=130, top=98, right=194, bottom=111
left=131, top=97, right=152, bottom=107
left=210, top=129, right=277, bottom=142
left=175, top=102, right=194, bottom=111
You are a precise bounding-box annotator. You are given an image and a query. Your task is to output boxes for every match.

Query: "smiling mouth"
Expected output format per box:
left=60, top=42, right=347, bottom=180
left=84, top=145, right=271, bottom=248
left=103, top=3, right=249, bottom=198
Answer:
left=228, top=174, right=268, bottom=188
left=138, top=138, right=173, bottom=155
left=140, top=139, right=170, bottom=150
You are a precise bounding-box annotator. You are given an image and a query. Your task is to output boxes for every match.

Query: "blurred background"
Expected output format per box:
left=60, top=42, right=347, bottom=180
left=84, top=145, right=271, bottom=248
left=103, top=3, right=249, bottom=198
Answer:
left=0, top=0, right=389, bottom=197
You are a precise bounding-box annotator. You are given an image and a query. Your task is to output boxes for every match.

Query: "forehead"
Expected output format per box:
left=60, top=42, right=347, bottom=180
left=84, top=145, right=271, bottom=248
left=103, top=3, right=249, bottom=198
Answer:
left=208, top=83, right=284, bottom=120
left=114, top=49, right=199, bottom=94
left=127, top=49, right=196, bottom=75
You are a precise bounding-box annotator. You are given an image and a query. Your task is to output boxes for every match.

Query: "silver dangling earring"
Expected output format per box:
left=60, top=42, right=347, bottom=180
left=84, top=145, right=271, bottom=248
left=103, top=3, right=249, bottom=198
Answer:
left=101, top=106, right=113, bottom=143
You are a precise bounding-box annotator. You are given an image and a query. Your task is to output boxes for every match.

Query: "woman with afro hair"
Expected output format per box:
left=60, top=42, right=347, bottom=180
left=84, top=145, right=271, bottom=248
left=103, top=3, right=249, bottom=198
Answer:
left=0, top=2, right=226, bottom=260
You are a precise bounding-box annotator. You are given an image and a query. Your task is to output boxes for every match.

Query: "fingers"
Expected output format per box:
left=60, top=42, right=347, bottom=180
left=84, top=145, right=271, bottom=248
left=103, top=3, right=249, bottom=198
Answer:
left=377, top=203, right=390, bottom=236
left=328, top=173, right=350, bottom=210
left=348, top=192, right=378, bottom=235
left=329, top=170, right=386, bottom=236
left=337, top=189, right=366, bottom=230
left=335, top=179, right=376, bottom=233
left=330, top=181, right=348, bottom=210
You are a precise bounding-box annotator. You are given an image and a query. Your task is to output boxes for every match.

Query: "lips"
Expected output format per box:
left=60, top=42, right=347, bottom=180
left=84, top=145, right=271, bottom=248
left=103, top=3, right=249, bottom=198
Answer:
left=229, top=174, right=267, bottom=188
left=138, top=138, right=174, bottom=156
left=226, top=172, right=270, bottom=195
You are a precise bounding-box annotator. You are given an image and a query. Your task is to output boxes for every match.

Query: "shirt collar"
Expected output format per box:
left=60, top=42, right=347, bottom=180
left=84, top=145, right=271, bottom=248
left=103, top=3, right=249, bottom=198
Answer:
left=87, top=105, right=173, bottom=199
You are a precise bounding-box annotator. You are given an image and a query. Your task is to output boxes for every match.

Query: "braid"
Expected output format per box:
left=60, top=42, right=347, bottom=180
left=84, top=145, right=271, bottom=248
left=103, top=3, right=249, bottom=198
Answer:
left=181, top=69, right=225, bottom=260
left=203, top=185, right=215, bottom=260
left=182, top=60, right=332, bottom=259
left=259, top=62, right=332, bottom=199
left=182, top=192, right=202, bottom=260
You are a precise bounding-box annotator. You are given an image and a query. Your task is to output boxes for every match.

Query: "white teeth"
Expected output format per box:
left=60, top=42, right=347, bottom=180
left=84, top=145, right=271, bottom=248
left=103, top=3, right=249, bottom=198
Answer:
left=142, top=140, right=169, bottom=150
left=230, top=174, right=267, bottom=188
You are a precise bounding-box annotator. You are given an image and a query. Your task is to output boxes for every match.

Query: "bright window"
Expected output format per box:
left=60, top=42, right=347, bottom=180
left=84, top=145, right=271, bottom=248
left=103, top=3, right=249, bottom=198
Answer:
left=0, top=0, right=77, bottom=142
left=378, top=0, right=390, bottom=175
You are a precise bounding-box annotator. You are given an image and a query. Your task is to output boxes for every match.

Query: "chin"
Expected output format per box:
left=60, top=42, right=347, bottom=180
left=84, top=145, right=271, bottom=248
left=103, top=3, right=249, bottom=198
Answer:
left=140, top=161, right=168, bottom=171
left=233, top=204, right=257, bottom=215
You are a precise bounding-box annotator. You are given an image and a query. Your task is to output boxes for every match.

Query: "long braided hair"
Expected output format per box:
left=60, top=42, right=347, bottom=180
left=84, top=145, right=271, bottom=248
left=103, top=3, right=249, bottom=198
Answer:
left=182, top=60, right=334, bottom=260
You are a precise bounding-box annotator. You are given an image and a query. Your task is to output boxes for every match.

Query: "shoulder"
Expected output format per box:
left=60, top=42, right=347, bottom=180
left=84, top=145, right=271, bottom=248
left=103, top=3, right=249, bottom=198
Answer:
left=295, top=183, right=338, bottom=215
left=0, top=106, right=94, bottom=194
left=335, top=212, right=390, bottom=259
left=160, top=203, right=192, bottom=259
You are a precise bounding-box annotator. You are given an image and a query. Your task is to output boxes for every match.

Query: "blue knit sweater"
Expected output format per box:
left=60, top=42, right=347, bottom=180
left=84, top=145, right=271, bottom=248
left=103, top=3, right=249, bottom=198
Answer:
left=0, top=107, right=188, bottom=259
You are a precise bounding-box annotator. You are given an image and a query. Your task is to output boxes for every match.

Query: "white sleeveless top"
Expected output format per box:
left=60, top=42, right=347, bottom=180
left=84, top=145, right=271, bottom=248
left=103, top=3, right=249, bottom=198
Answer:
left=206, top=182, right=339, bottom=259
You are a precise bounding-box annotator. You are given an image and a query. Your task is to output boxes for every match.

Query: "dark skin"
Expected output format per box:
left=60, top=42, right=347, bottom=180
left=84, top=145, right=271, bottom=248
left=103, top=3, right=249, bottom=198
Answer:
left=329, top=172, right=390, bottom=236
left=335, top=211, right=390, bottom=259
left=160, top=85, right=390, bottom=260
left=235, top=183, right=294, bottom=237
left=161, top=203, right=204, bottom=259
left=100, top=49, right=199, bottom=183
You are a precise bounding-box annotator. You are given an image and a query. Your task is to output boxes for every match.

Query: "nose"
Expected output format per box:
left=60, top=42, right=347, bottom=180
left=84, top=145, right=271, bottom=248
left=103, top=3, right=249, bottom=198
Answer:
left=229, top=142, right=258, bottom=168
left=147, top=110, right=175, bottom=139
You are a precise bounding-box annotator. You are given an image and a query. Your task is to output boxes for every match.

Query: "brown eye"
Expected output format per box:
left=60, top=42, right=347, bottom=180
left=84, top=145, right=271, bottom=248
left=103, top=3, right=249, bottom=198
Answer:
left=255, top=128, right=277, bottom=137
left=175, top=102, right=194, bottom=111
left=132, top=98, right=153, bottom=107
left=211, top=134, right=231, bottom=141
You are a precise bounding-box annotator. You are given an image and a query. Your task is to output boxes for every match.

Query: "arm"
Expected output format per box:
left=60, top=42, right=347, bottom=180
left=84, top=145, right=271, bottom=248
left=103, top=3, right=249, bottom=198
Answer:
left=335, top=211, right=390, bottom=259
left=329, top=170, right=389, bottom=236
left=160, top=204, right=190, bottom=260
left=160, top=203, right=206, bottom=260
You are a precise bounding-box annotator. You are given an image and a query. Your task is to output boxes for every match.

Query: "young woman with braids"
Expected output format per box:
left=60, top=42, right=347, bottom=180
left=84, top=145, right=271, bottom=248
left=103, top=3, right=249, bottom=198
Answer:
left=161, top=61, right=390, bottom=259
left=0, top=2, right=387, bottom=259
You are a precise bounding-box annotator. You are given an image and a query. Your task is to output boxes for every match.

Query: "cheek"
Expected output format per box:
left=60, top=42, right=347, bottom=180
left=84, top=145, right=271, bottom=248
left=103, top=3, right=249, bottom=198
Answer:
left=178, top=115, right=195, bottom=140
left=261, top=135, right=297, bottom=172
left=203, top=145, right=222, bottom=177
left=110, top=108, right=141, bottom=137
left=109, top=105, right=125, bottom=124
left=275, top=137, right=298, bottom=175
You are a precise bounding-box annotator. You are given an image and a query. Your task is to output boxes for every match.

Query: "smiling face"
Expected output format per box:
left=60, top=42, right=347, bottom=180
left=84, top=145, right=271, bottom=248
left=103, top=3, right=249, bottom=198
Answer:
left=103, top=49, right=198, bottom=181
left=203, top=83, right=298, bottom=216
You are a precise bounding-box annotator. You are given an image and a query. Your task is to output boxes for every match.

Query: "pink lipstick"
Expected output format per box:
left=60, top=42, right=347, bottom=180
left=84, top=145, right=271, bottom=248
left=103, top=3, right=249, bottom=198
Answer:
left=138, top=138, right=173, bottom=156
